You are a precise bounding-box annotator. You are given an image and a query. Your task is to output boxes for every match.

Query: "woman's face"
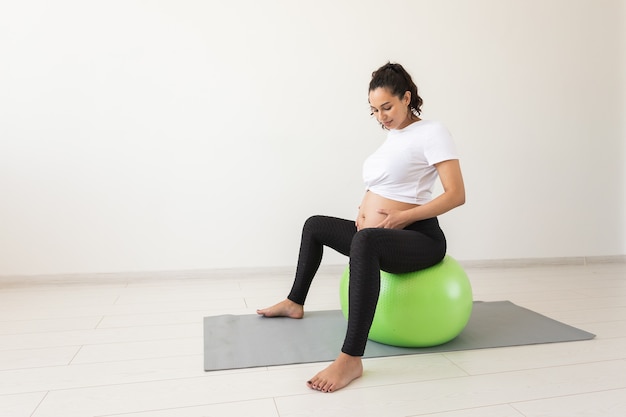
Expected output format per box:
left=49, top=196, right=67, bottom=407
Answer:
left=368, top=87, right=412, bottom=130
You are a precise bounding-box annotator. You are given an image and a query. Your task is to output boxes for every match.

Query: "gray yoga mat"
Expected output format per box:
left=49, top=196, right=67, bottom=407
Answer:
left=203, top=301, right=595, bottom=371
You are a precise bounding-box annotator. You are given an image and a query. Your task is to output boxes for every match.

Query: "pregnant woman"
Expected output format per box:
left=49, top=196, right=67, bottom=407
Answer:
left=257, top=62, right=466, bottom=393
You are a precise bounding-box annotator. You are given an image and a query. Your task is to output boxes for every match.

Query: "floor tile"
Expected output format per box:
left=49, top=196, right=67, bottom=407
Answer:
left=512, top=387, right=626, bottom=417
left=412, top=404, right=525, bottom=417
left=0, top=392, right=46, bottom=417
left=0, top=346, right=80, bottom=370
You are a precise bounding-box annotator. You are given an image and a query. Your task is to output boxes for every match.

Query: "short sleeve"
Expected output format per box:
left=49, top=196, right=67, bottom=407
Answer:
left=424, top=123, right=459, bottom=166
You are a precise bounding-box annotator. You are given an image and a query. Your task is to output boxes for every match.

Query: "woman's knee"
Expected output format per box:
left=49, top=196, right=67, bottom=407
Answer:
left=350, top=229, right=380, bottom=257
left=302, top=215, right=326, bottom=234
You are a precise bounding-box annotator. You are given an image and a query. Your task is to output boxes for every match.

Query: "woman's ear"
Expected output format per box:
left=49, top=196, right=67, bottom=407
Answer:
left=403, top=91, right=411, bottom=106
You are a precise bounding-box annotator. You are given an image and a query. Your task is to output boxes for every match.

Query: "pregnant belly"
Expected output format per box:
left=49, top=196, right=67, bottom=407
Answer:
left=357, top=191, right=418, bottom=230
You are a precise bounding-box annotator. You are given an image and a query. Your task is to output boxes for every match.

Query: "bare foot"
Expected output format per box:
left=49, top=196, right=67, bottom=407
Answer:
left=307, top=353, right=363, bottom=393
left=256, top=299, right=304, bottom=319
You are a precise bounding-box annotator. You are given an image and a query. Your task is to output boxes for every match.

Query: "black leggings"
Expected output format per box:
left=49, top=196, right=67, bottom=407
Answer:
left=287, top=215, right=447, bottom=356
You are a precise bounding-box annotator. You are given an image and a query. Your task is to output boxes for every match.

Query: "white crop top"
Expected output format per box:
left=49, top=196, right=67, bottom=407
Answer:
left=363, top=120, right=458, bottom=205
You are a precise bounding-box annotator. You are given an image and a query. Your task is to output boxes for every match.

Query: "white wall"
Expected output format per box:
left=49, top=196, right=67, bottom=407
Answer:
left=1, top=0, right=624, bottom=275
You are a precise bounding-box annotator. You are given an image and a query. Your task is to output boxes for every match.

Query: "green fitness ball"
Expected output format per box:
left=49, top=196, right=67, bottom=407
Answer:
left=340, top=255, right=473, bottom=347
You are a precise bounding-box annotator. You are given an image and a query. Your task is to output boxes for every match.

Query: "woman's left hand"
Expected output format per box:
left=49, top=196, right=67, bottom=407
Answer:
left=375, top=208, right=411, bottom=229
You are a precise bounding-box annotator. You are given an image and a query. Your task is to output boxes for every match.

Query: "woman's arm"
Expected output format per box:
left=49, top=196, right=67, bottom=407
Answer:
left=376, top=159, right=465, bottom=229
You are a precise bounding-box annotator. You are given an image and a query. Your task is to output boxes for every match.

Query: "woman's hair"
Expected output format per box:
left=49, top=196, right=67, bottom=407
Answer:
left=369, top=62, right=423, bottom=116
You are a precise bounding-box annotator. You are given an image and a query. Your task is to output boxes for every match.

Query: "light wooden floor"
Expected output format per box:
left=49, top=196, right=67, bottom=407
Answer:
left=1, top=259, right=625, bottom=417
